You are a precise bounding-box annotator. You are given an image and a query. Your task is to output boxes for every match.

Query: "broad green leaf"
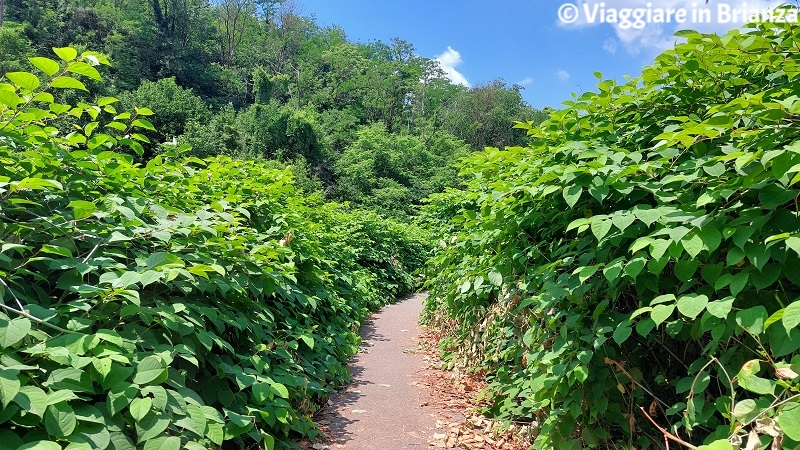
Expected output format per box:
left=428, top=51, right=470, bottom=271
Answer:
left=129, top=397, right=152, bottom=422
left=135, top=107, right=155, bottom=116
left=783, top=299, right=800, bottom=332
left=299, top=334, right=314, bottom=349
left=634, top=208, right=661, bottom=226
left=0, top=430, right=24, bottom=449
left=41, top=244, right=72, bottom=258
left=68, top=200, right=96, bottom=220
left=108, top=432, right=136, bottom=450
left=729, top=272, right=749, bottom=296
left=612, top=325, right=632, bottom=344
left=132, top=119, right=156, bottom=131
left=563, top=185, right=582, bottom=208
left=732, top=399, right=758, bottom=423
left=91, top=357, right=112, bottom=381
left=252, top=382, right=269, bottom=403
left=271, top=382, right=289, bottom=399
left=175, top=404, right=206, bottom=436
left=0, top=369, right=20, bottom=408
left=0, top=318, right=31, bottom=348
left=146, top=252, right=168, bottom=268
left=611, top=213, right=635, bottom=232
left=603, top=258, right=625, bottom=283
left=0, top=90, right=21, bottom=107
left=624, top=257, right=647, bottom=279
left=651, top=304, right=674, bottom=327
left=676, top=294, right=708, bottom=319
left=107, top=383, right=137, bottom=416
left=706, top=297, right=734, bottom=319
left=64, top=444, right=92, bottom=450
left=736, top=306, right=767, bottom=335
left=696, top=440, right=733, bottom=450
left=787, top=237, right=800, bottom=257
left=5, top=72, right=40, bottom=91
left=113, top=271, right=141, bottom=289
left=44, top=402, right=77, bottom=437
left=136, top=411, right=170, bottom=442
left=697, top=227, right=722, bottom=253
left=53, top=47, right=78, bottom=61
left=778, top=403, right=800, bottom=441
left=487, top=270, right=503, bottom=287
left=577, top=265, right=599, bottom=283
left=737, top=360, right=775, bottom=395
left=14, top=385, right=48, bottom=417
left=591, top=219, right=612, bottom=241
left=132, top=356, right=167, bottom=386
left=29, top=57, right=60, bottom=76
left=15, top=178, right=63, bottom=191
left=682, top=234, right=704, bottom=259
left=66, top=62, right=102, bottom=80
left=46, top=390, right=79, bottom=406
left=263, top=433, right=275, bottom=450
left=225, top=410, right=253, bottom=428
left=649, top=240, right=670, bottom=260
left=207, top=422, right=223, bottom=446
left=673, top=259, right=698, bottom=282
left=17, top=441, right=61, bottom=450
left=142, top=436, right=180, bottom=450
left=139, top=270, right=163, bottom=288
left=51, top=76, right=87, bottom=91
left=765, top=308, right=784, bottom=330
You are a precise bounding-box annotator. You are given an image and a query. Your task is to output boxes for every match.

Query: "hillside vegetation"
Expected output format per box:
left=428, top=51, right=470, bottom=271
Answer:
left=0, top=0, right=546, bottom=216
left=0, top=50, right=428, bottom=449
left=4, top=1, right=800, bottom=449
left=424, top=12, right=800, bottom=450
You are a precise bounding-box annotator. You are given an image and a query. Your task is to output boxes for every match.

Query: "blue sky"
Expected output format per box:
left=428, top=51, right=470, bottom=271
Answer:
left=299, top=0, right=784, bottom=109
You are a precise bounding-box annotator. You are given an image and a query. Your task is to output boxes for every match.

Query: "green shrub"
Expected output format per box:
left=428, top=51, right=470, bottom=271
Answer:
left=425, top=14, right=800, bottom=449
left=0, top=47, right=428, bottom=449
left=334, top=123, right=467, bottom=217
left=119, top=77, right=209, bottom=146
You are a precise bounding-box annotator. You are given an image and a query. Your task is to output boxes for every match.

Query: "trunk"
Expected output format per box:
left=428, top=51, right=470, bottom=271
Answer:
left=151, top=0, right=166, bottom=31
left=0, top=0, right=5, bottom=27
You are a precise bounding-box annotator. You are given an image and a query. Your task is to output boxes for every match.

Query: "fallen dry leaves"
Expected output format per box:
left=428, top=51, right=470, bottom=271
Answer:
left=297, top=325, right=533, bottom=450
left=415, top=326, right=533, bottom=450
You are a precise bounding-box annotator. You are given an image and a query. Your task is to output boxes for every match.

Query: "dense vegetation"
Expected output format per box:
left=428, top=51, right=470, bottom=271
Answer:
left=7, top=0, right=800, bottom=449
left=0, top=49, right=429, bottom=449
left=0, top=0, right=545, bottom=216
left=424, top=13, right=800, bottom=450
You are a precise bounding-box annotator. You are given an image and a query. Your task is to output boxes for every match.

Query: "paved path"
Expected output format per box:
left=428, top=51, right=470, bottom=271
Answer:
left=321, top=292, right=440, bottom=449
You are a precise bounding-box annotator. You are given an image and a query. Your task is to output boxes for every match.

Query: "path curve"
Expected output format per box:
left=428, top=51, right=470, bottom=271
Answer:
left=319, top=292, right=446, bottom=449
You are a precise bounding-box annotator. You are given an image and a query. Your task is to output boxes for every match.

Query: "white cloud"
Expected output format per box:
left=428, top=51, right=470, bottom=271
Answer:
left=435, top=46, right=470, bottom=87
left=602, top=38, right=618, bottom=55
left=559, top=0, right=787, bottom=54
left=556, top=70, right=571, bottom=81
left=517, top=76, right=535, bottom=86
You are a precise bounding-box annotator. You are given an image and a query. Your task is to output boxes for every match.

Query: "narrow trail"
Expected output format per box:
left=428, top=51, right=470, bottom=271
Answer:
left=315, top=292, right=451, bottom=449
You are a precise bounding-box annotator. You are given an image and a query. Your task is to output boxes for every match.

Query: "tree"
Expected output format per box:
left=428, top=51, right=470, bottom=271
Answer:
left=0, top=25, right=34, bottom=74
left=119, top=77, right=209, bottom=147
left=334, top=123, right=467, bottom=216
left=439, top=79, right=544, bottom=149
left=361, top=38, right=425, bottom=132
left=216, top=0, right=255, bottom=66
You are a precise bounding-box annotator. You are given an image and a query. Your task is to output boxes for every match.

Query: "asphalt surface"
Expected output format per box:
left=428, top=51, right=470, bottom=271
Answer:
left=321, top=292, right=440, bottom=449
